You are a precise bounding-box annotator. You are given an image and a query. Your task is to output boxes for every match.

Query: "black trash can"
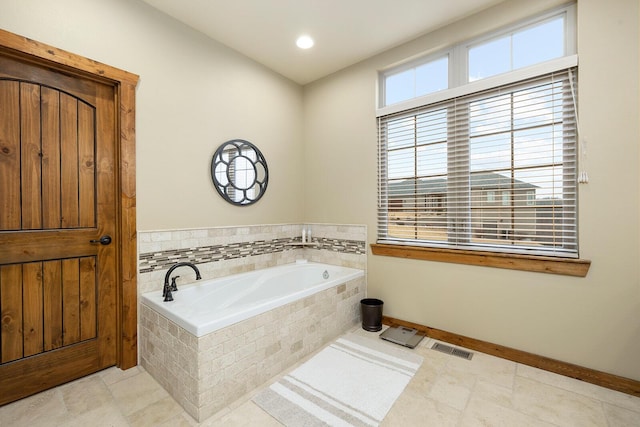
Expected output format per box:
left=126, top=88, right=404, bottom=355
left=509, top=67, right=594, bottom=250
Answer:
left=360, top=298, right=384, bottom=332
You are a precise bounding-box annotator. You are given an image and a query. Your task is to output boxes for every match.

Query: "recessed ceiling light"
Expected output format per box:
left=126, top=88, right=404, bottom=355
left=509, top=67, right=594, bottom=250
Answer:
left=296, top=35, right=314, bottom=49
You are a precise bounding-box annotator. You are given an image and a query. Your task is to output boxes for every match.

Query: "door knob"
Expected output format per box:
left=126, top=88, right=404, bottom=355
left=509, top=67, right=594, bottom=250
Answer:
left=90, top=235, right=112, bottom=245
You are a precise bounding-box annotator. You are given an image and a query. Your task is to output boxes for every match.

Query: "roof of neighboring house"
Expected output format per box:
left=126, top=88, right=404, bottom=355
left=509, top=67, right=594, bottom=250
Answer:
left=389, top=172, right=538, bottom=197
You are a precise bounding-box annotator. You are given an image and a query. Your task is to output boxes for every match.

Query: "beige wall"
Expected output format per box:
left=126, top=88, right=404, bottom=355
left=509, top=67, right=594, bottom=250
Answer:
left=303, top=0, right=640, bottom=381
left=2, top=0, right=638, bottom=382
left=0, top=0, right=305, bottom=230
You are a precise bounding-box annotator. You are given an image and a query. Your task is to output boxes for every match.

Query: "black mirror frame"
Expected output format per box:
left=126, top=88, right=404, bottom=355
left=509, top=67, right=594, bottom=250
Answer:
left=210, top=139, right=269, bottom=206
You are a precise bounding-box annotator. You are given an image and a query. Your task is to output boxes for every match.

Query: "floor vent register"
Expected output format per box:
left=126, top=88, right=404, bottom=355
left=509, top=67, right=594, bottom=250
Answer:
left=431, top=342, right=474, bottom=360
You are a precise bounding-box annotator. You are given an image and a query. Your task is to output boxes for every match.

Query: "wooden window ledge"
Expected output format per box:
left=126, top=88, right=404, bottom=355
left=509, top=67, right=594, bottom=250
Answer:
left=370, top=243, right=590, bottom=277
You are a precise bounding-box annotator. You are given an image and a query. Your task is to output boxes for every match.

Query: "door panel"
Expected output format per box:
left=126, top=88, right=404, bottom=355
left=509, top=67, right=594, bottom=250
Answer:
left=0, top=265, right=22, bottom=363
left=0, top=80, right=20, bottom=230
left=43, top=260, right=63, bottom=352
left=0, top=53, right=117, bottom=405
left=79, top=257, right=97, bottom=341
left=20, top=82, right=42, bottom=230
left=22, top=262, right=44, bottom=358
left=41, top=87, right=62, bottom=229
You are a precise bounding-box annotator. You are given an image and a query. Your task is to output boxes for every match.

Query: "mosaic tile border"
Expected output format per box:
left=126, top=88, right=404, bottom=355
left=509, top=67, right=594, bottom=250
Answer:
left=139, top=236, right=366, bottom=273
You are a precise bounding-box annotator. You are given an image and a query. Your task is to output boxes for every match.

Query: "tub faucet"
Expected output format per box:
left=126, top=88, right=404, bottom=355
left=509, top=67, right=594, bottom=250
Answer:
left=163, top=262, right=202, bottom=302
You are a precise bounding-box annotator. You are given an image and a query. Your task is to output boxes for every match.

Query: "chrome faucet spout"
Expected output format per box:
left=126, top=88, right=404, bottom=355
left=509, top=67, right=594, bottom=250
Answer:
left=163, top=262, right=201, bottom=302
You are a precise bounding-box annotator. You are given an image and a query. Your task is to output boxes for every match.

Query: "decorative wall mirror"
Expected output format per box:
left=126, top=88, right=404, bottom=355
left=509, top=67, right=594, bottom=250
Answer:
left=210, top=139, right=269, bottom=205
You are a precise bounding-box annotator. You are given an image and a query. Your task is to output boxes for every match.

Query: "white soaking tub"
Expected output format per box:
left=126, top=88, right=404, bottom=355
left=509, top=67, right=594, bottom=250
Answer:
left=140, top=261, right=364, bottom=337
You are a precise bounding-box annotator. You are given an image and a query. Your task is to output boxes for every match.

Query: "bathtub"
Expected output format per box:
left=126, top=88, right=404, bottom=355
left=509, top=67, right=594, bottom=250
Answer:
left=139, top=260, right=366, bottom=421
left=140, top=261, right=365, bottom=337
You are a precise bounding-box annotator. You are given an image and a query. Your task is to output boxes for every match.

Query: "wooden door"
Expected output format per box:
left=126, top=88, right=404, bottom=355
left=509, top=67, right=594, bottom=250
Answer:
left=0, top=52, right=118, bottom=405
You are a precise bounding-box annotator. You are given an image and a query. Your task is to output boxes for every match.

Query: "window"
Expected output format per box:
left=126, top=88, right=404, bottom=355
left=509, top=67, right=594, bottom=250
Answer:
left=376, top=5, right=581, bottom=260
left=468, top=15, right=565, bottom=81
left=384, top=55, right=449, bottom=105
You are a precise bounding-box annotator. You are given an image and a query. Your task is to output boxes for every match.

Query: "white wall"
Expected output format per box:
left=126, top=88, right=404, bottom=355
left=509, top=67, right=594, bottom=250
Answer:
left=0, top=0, right=305, bottom=231
left=303, top=0, right=640, bottom=381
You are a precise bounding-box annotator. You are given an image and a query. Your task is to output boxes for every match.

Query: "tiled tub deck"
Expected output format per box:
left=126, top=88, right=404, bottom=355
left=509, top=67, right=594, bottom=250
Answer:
left=139, top=274, right=365, bottom=422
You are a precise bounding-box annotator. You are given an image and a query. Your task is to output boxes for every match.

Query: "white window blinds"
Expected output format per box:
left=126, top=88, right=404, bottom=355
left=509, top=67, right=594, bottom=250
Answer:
left=377, top=67, right=578, bottom=257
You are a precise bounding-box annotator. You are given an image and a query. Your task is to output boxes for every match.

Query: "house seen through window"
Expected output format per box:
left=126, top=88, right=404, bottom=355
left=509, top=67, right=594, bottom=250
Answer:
left=377, top=4, right=579, bottom=258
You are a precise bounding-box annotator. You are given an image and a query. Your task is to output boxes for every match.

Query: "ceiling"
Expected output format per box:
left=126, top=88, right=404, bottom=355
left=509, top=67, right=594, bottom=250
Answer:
left=140, top=0, right=505, bottom=85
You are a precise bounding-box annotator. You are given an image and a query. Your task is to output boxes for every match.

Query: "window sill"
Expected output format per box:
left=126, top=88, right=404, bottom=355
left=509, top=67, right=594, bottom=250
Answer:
left=370, top=243, right=591, bottom=277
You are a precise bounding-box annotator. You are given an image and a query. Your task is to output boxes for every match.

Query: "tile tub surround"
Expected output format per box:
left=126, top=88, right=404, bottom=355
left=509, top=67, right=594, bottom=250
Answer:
left=139, top=274, right=365, bottom=422
left=138, top=223, right=367, bottom=294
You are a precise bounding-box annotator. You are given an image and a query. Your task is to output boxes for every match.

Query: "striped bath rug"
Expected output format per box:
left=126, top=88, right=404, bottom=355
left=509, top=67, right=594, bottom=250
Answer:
left=253, top=332, right=423, bottom=426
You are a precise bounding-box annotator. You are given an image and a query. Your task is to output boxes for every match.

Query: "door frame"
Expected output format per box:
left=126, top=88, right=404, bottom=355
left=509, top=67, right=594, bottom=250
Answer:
left=0, top=29, right=139, bottom=369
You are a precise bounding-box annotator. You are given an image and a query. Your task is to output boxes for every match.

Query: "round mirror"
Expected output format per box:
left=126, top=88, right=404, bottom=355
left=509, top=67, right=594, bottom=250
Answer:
left=211, top=139, right=268, bottom=205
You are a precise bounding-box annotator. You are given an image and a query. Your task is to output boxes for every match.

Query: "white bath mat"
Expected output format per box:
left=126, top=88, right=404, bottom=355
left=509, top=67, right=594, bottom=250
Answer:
left=253, top=332, right=423, bottom=426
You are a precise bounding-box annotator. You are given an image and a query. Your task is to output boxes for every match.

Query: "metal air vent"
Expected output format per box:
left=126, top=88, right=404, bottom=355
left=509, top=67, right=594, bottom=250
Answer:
left=431, top=342, right=473, bottom=360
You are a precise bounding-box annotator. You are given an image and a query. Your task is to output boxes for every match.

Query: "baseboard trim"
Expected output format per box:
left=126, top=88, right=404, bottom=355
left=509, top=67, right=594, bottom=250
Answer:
left=382, top=315, right=640, bottom=397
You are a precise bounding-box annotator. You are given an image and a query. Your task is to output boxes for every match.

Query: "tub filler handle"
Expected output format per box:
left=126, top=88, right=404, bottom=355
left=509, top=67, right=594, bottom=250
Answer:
left=170, top=276, right=180, bottom=292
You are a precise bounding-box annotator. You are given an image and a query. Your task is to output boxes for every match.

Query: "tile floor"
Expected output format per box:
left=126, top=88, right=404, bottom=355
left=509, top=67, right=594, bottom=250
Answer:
left=1, top=326, right=639, bottom=426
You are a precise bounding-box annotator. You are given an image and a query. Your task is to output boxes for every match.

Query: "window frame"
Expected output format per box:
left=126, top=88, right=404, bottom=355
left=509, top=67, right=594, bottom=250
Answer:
left=378, top=4, right=577, bottom=112
left=374, top=3, right=590, bottom=276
